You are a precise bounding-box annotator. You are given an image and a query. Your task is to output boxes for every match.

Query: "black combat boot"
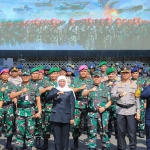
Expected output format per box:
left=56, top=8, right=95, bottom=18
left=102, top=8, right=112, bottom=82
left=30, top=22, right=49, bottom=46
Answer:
left=16, top=147, right=22, bottom=150
left=40, top=138, right=49, bottom=150
left=6, top=137, right=13, bottom=150
left=139, top=130, right=144, bottom=138
left=102, top=147, right=109, bottom=150
left=26, top=147, right=32, bottom=150
left=71, top=138, right=78, bottom=150
left=35, top=137, right=41, bottom=149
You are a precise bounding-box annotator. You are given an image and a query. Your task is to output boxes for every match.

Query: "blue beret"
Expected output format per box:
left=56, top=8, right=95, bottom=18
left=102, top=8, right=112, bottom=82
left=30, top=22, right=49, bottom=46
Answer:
left=0, top=68, right=3, bottom=72
left=17, top=64, right=23, bottom=69
left=131, top=68, right=139, bottom=73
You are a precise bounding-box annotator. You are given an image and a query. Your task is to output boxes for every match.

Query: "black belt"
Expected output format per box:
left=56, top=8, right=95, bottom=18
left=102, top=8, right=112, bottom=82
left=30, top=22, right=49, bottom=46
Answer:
left=116, top=103, right=134, bottom=109
left=88, top=110, right=98, bottom=113
left=3, top=101, right=13, bottom=106
left=17, top=104, right=35, bottom=108
left=76, top=98, right=88, bottom=102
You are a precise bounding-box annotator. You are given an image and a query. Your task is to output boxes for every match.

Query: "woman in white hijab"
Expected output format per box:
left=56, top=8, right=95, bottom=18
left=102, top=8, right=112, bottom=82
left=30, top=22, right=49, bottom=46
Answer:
left=46, top=75, right=75, bottom=150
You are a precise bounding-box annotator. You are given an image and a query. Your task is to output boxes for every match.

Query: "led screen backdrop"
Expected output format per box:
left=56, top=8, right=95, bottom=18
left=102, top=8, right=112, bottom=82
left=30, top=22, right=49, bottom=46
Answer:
left=0, top=0, right=150, bottom=50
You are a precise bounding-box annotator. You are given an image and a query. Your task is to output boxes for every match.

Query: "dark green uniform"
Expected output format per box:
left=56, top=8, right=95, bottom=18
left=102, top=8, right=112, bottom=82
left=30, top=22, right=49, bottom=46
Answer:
left=105, top=79, right=118, bottom=139
left=71, top=77, right=93, bottom=138
left=39, top=79, right=57, bottom=138
left=87, top=82, right=111, bottom=149
left=132, top=77, right=148, bottom=132
left=0, top=80, right=14, bottom=138
left=13, top=82, right=40, bottom=148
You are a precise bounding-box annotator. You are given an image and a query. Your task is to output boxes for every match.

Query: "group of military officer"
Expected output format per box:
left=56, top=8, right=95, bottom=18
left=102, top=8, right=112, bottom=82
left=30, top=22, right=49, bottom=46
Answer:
left=0, top=61, right=149, bottom=150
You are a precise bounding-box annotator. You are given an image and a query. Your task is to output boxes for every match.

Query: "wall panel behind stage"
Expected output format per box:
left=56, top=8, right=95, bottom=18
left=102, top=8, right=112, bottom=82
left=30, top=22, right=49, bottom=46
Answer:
left=0, top=0, right=150, bottom=50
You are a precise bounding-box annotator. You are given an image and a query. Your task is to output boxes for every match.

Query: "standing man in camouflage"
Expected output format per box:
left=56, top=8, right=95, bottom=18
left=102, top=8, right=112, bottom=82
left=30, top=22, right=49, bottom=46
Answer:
left=30, top=67, right=43, bottom=149
left=71, top=65, right=93, bottom=150
left=99, top=62, right=108, bottom=82
left=131, top=68, right=148, bottom=138
left=10, top=69, right=42, bottom=150
left=0, top=69, right=15, bottom=150
left=82, top=71, right=112, bottom=150
left=38, top=68, right=57, bottom=150
left=105, top=68, right=118, bottom=139
left=111, top=66, right=140, bottom=150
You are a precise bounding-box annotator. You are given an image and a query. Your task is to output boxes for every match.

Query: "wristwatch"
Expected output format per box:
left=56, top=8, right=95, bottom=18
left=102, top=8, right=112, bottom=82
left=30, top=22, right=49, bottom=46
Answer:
left=104, top=106, right=107, bottom=110
left=38, top=112, right=42, bottom=115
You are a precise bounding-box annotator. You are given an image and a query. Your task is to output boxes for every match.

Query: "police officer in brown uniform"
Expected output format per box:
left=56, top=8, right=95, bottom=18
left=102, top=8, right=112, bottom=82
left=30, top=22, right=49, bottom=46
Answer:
left=111, top=66, right=140, bottom=150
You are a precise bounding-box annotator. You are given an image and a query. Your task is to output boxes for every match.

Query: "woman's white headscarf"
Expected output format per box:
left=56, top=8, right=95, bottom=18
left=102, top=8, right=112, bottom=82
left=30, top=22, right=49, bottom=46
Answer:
left=56, top=75, right=76, bottom=100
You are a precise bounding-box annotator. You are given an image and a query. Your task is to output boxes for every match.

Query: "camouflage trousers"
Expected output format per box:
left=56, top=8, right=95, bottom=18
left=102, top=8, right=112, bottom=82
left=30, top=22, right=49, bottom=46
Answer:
left=34, top=106, right=42, bottom=138
left=87, top=111, right=110, bottom=149
left=138, top=99, right=145, bottom=131
left=15, top=115, right=35, bottom=148
left=0, top=104, right=14, bottom=137
left=108, top=104, right=117, bottom=138
left=34, top=117, right=42, bottom=138
left=72, top=108, right=88, bottom=138
left=42, top=111, right=52, bottom=138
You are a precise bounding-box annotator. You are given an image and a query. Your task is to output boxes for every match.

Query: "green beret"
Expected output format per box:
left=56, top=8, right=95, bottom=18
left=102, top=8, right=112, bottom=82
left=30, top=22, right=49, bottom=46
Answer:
left=106, top=67, right=116, bottom=75
left=99, top=61, right=107, bottom=67
left=37, top=65, right=44, bottom=70
left=56, top=67, right=61, bottom=72
left=92, top=71, right=102, bottom=77
left=22, top=69, right=30, bottom=76
left=30, top=67, right=39, bottom=74
left=48, top=67, right=57, bottom=74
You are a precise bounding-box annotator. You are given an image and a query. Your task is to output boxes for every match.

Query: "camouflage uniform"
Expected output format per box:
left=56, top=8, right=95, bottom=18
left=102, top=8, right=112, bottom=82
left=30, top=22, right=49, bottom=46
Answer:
left=87, top=82, right=111, bottom=149
left=0, top=91, right=4, bottom=136
left=39, top=79, right=57, bottom=139
left=13, top=82, right=40, bottom=148
left=0, top=80, right=14, bottom=138
left=71, top=77, right=93, bottom=139
left=105, top=79, right=118, bottom=139
left=30, top=80, right=42, bottom=139
left=132, top=77, right=148, bottom=132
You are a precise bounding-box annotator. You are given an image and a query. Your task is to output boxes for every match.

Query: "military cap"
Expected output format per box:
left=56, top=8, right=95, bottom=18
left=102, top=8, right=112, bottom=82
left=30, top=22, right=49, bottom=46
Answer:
left=48, top=67, right=58, bottom=74
left=11, top=67, right=18, bottom=72
left=56, top=67, right=60, bottom=72
left=106, top=67, right=116, bottom=75
left=44, top=65, right=50, bottom=70
left=67, top=67, right=73, bottom=73
left=99, top=61, right=107, bottom=67
left=0, top=69, right=9, bottom=75
left=0, top=68, right=3, bottom=72
left=17, top=64, right=23, bottom=69
left=61, top=66, right=67, bottom=72
left=121, top=66, right=131, bottom=73
left=38, top=66, right=44, bottom=70
left=22, top=69, right=30, bottom=76
left=92, top=71, right=102, bottom=77
left=78, top=65, right=88, bottom=72
left=30, top=67, right=39, bottom=74
left=131, top=68, right=139, bottom=73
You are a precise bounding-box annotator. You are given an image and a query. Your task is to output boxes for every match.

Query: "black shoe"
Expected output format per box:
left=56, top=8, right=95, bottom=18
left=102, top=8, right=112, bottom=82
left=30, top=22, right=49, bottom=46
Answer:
left=6, top=137, right=13, bottom=150
left=71, top=138, right=78, bottom=150
left=89, top=148, right=96, bottom=150
left=102, top=148, right=109, bottom=150
left=26, top=147, right=32, bottom=150
left=40, top=138, right=49, bottom=150
left=16, top=148, right=22, bottom=150
left=22, top=142, right=27, bottom=149
left=139, top=130, right=144, bottom=138
left=35, top=137, right=41, bottom=149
